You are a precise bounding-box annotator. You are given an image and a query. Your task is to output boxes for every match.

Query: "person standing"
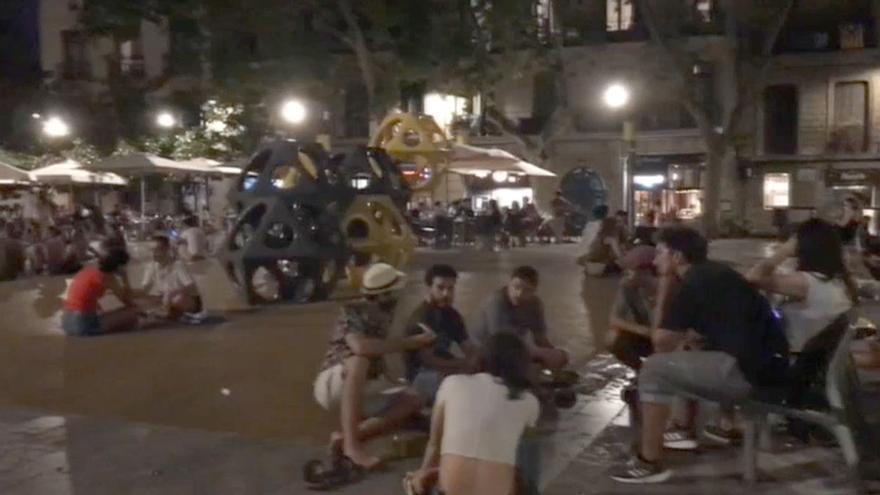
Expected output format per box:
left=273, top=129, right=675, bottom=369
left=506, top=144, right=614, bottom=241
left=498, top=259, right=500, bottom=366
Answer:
left=178, top=216, right=209, bottom=261
left=404, top=264, right=480, bottom=404
left=403, top=333, right=540, bottom=495
left=313, top=263, right=435, bottom=469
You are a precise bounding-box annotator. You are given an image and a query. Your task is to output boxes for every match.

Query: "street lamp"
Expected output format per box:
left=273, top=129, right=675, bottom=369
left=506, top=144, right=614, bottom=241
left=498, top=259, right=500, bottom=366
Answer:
left=42, top=116, right=71, bottom=139
left=603, top=83, right=630, bottom=110
left=156, top=111, right=177, bottom=129
left=280, top=99, right=307, bottom=125
left=602, top=83, right=634, bottom=225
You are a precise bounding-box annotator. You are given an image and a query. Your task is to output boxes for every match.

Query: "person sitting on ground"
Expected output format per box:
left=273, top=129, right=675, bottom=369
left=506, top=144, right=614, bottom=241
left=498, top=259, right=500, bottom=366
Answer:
left=404, top=264, right=480, bottom=405
left=610, top=227, right=789, bottom=484
left=178, top=216, right=209, bottom=261
left=43, top=226, right=72, bottom=275
left=61, top=247, right=140, bottom=336
left=606, top=246, right=660, bottom=372
left=313, top=262, right=435, bottom=469
left=474, top=266, right=569, bottom=373
left=403, top=333, right=540, bottom=495
left=138, top=235, right=204, bottom=321
left=746, top=219, right=856, bottom=353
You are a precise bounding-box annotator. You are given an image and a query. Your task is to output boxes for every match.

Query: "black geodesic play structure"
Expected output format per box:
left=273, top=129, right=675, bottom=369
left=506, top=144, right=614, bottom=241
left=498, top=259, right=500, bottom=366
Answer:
left=218, top=140, right=415, bottom=304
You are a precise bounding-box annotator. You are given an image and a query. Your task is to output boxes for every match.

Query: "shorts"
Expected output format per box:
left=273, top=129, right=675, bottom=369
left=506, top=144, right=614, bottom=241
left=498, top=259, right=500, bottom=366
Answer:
left=313, top=364, right=401, bottom=417
left=410, top=370, right=443, bottom=404
left=638, top=351, right=752, bottom=406
left=61, top=310, right=101, bottom=336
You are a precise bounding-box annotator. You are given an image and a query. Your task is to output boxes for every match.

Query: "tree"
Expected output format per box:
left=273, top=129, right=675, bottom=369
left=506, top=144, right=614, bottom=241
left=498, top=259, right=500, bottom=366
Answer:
left=637, top=0, right=794, bottom=237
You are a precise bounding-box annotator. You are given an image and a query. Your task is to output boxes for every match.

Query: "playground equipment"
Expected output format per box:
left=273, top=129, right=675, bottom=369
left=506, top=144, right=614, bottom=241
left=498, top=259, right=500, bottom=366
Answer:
left=219, top=140, right=414, bottom=304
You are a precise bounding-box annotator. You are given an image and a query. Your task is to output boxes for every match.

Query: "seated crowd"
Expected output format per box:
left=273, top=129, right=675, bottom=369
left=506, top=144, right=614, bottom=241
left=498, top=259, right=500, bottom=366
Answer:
left=311, top=218, right=878, bottom=493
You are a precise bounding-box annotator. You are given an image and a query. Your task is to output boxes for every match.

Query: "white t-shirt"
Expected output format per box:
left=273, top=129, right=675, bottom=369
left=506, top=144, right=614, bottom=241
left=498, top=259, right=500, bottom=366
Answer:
left=141, top=260, right=195, bottom=296
left=179, top=227, right=208, bottom=257
left=436, top=373, right=539, bottom=465
left=781, top=272, right=852, bottom=352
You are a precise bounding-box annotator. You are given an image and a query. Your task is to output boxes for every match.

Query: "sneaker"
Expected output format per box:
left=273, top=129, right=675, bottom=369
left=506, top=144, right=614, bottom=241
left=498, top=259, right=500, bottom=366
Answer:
left=662, top=428, right=698, bottom=451
left=609, top=454, right=672, bottom=484
left=702, top=424, right=743, bottom=445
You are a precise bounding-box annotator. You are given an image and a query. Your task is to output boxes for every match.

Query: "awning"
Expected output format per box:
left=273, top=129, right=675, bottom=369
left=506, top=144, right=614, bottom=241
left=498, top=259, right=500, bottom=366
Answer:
left=448, top=144, right=555, bottom=177
left=29, top=159, right=128, bottom=186
left=180, top=157, right=242, bottom=176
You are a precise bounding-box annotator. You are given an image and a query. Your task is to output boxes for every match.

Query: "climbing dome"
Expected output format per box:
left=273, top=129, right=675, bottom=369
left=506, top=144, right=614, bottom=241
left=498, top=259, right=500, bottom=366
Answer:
left=369, top=113, right=451, bottom=191
left=219, top=140, right=414, bottom=304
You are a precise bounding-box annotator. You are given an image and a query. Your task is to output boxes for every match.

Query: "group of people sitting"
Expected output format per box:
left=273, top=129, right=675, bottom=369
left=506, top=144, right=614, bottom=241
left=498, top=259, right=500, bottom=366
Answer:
left=312, top=263, right=568, bottom=494
left=605, top=220, right=876, bottom=483
left=60, top=235, right=206, bottom=336
left=312, top=217, right=879, bottom=493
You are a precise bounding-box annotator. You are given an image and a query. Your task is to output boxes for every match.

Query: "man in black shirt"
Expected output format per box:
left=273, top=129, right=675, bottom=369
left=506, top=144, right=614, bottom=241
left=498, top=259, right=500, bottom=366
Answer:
left=611, top=227, right=789, bottom=484
left=405, top=264, right=480, bottom=404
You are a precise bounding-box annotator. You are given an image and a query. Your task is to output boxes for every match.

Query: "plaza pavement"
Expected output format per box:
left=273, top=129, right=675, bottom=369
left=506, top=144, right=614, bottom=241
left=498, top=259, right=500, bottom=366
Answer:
left=0, top=239, right=877, bottom=494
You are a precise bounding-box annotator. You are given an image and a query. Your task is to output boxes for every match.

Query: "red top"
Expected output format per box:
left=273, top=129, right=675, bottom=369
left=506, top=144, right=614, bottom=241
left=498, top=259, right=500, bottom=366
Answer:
left=64, top=266, right=106, bottom=313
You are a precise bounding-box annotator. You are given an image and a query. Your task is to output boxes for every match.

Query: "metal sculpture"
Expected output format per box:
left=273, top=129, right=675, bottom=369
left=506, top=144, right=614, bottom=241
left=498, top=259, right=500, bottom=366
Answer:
left=219, top=140, right=414, bottom=304
left=369, top=113, right=451, bottom=191
left=558, top=167, right=609, bottom=235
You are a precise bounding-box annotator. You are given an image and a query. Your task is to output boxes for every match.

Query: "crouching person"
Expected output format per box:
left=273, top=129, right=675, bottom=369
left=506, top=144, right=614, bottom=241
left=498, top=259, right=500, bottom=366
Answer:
left=313, top=263, right=435, bottom=469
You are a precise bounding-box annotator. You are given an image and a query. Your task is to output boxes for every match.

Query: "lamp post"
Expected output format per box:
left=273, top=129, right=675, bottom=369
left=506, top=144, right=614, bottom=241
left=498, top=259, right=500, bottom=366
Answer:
left=602, top=83, right=635, bottom=226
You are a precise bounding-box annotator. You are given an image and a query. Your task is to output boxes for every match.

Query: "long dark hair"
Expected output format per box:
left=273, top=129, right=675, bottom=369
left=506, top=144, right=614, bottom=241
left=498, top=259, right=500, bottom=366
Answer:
left=796, top=219, right=858, bottom=303
left=482, top=333, right=532, bottom=400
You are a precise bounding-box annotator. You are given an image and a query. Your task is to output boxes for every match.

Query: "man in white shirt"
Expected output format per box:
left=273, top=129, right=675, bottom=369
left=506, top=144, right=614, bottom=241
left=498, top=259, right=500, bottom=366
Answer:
left=140, top=235, right=204, bottom=320
left=178, top=216, right=209, bottom=261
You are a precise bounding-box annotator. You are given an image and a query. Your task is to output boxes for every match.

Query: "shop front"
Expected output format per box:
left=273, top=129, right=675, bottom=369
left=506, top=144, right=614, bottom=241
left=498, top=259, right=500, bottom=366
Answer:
left=632, top=154, right=705, bottom=225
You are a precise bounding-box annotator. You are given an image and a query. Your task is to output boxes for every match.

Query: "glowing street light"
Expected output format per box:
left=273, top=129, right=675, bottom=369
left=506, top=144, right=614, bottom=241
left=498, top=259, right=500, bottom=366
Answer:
left=42, top=116, right=71, bottom=138
left=603, top=83, right=630, bottom=109
left=280, top=99, right=307, bottom=125
left=156, top=111, right=177, bottom=129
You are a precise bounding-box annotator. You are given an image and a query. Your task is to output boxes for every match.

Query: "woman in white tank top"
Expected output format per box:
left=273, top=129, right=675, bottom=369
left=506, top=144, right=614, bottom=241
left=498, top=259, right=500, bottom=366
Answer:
left=746, top=219, right=857, bottom=352
left=404, top=333, right=540, bottom=495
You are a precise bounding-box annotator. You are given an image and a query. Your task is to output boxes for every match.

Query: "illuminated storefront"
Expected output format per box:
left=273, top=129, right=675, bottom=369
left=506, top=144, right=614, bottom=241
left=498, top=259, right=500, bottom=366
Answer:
left=632, top=154, right=705, bottom=225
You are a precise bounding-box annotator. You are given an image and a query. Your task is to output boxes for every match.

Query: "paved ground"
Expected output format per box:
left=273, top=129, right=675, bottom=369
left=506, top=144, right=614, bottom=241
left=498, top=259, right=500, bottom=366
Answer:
left=0, top=239, right=877, bottom=494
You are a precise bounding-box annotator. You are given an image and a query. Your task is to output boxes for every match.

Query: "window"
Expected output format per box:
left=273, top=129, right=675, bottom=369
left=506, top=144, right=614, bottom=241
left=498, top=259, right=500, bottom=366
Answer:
left=606, top=0, right=633, bottom=32
left=832, top=81, right=868, bottom=153
left=693, top=0, right=713, bottom=23
left=535, top=0, right=558, bottom=41
left=763, top=173, right=790, bottom=209
left=61, top=30, right=89, bottom=80
left=763, top=84, right=798, bottom=154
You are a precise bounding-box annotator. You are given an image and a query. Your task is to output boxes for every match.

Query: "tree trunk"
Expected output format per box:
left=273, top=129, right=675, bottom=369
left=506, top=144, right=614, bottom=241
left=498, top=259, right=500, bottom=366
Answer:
left=701, top=138, right=725, bottom=238
left=336, top=0, right=377, bottom=120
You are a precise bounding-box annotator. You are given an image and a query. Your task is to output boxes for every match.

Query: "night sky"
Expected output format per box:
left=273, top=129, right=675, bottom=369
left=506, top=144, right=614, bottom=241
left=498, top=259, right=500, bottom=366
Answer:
left=0, top=0, right=41, bottom=82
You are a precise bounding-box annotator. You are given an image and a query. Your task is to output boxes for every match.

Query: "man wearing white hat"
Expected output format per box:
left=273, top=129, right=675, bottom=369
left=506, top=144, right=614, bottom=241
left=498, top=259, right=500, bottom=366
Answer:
left=313, top=262, right=435, bottom=469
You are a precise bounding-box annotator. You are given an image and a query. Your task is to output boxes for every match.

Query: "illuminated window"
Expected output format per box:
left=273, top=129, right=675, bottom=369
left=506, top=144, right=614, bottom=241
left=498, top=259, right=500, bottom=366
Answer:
left=423, top=92, right=468, bottom=135
left=607, top=0, right=634, bottom=32
left=694, top=0, right=713, bottom=23
left=763, top=173, right=790, bottom=209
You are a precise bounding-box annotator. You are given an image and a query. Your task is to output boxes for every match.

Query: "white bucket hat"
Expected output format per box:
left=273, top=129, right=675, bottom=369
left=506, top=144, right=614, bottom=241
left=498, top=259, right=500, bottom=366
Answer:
left=361, top=262, right=407, bottom=295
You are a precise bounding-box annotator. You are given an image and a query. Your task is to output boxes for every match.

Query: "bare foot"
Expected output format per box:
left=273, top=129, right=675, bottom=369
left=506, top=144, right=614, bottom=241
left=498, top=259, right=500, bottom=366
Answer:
left=343, top=444, right=382, bottom=470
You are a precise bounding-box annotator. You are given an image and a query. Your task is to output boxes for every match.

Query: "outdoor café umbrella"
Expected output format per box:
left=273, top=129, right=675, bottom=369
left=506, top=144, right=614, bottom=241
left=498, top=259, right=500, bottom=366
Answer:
left=89, top=153, right=216, bottom=214
left=0, top=160, right=33, bottom=188
left=29, top=159, right=128, bottom=186
left=448, top=143, right=556, bottom=177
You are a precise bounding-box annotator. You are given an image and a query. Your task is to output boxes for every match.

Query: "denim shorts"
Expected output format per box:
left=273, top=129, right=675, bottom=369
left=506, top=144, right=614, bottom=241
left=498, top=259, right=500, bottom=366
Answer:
left=61, top=310, right=101, bottom=336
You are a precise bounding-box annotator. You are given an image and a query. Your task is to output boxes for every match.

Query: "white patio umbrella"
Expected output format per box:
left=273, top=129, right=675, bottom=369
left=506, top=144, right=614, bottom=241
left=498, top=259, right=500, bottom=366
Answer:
left=29, top=159, right=128, bottom=186
left=449, top=143, right=556, bottom=177
left=89, top=153, right=218, bottom=215
left=0, top=160, right=33, bottom=187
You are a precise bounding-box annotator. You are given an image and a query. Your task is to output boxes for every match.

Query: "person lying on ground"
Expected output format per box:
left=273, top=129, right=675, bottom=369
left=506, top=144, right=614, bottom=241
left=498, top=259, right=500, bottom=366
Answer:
left=403, top=333, right=540, bottom=495
left=474, top=265, right=569, bottom=372
left=61, top=247, right=140, bottom=336
left=404, top=264, right=480, bottom=405
left=136, top=235, right=204, bottom=321
left=313, top=262, right=435, bottom=470
left=610, top=227, right=790, bottom=484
